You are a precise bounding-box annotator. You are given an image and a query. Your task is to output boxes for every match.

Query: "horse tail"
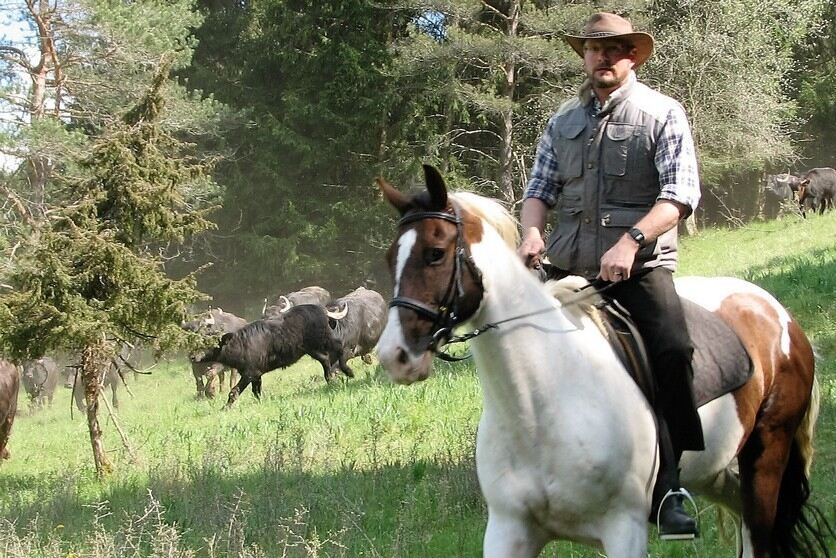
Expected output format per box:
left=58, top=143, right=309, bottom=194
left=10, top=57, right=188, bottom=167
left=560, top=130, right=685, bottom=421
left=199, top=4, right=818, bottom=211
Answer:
left=795, top=375, right=820, bottom=477
left=773, top=376, right=834, bottom=557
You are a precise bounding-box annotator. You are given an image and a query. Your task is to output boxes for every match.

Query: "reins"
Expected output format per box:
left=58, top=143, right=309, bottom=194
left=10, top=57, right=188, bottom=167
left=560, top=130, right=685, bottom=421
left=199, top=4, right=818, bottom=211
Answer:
left=390, top=204, right=650, bottom=362
left=441, top=275, right=629, bottom=356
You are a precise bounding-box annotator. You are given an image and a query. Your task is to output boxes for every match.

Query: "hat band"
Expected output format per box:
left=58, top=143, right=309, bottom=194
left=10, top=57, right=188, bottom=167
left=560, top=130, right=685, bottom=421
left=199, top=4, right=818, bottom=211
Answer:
left=583, top=31, right=628, bottom=38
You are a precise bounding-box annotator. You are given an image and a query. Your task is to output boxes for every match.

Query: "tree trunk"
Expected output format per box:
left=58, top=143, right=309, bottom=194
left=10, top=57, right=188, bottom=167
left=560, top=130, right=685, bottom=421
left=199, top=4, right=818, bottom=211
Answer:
left=25, top=0, right=61, bottom=213
left=81, top=340, right=113, bottom=477
left=497, top=0, right=520, bottom=204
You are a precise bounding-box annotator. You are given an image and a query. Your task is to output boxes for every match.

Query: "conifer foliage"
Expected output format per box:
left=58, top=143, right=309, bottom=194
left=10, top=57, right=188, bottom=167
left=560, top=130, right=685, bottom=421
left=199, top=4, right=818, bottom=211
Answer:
left=0, top=60, right=214, bottom=476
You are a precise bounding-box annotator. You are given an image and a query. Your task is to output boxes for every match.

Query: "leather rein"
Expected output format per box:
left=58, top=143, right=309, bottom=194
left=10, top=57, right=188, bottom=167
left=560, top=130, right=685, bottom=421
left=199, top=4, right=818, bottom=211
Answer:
left=389, top=204, right=637, bottom=362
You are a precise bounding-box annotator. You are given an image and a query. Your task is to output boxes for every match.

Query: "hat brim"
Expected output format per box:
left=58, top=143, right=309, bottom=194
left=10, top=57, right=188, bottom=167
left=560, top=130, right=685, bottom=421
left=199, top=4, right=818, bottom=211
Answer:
left=564, top=32, right=654, bottom=67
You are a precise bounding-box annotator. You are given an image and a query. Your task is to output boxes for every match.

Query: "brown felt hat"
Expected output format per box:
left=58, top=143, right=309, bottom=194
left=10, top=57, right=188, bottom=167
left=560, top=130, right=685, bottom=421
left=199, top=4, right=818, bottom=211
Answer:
left=564, top=12, right=654, bottom=67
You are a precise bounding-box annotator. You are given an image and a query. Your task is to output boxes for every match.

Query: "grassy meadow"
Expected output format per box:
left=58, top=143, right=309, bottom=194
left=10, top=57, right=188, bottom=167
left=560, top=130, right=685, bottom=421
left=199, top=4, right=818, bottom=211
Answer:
left=1, top=212, right=835, bottom=557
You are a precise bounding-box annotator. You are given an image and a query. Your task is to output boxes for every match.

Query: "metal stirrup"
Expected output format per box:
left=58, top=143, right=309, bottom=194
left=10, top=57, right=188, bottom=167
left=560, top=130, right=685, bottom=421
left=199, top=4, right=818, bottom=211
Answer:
left=656, top=487, right=700, bottom=538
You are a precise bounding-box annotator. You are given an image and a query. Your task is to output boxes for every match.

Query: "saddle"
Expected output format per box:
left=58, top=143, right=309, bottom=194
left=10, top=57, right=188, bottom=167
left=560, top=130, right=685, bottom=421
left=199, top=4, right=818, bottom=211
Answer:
left=552, top=276, right=754, bottom=408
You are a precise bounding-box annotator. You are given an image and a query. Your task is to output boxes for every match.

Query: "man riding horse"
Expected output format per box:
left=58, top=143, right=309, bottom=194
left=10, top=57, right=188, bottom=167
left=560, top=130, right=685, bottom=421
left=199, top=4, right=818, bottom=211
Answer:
left=517, top=12, right=703, bottom=540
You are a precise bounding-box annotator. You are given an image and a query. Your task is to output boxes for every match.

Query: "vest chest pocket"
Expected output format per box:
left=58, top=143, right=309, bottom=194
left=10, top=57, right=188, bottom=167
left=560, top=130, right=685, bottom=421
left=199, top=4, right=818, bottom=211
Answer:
left=552, top=119, right=586, bottom=180
left=603, top=122, right=637, bottom=177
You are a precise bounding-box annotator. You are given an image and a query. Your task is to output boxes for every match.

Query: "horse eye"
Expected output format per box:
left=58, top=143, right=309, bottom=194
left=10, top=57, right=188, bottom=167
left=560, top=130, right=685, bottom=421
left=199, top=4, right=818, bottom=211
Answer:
left=424, top=247, right=446, bottom=265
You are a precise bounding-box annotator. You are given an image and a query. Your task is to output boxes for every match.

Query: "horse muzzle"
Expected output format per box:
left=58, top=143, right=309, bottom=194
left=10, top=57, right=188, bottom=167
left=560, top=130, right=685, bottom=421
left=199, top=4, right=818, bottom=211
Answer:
left=377, top=334, right=434, bottom=385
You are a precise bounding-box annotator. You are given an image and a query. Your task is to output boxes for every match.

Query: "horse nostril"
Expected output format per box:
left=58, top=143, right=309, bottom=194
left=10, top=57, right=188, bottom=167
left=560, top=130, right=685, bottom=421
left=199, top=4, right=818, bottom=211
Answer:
left=396, top=347, right=408, bottom=365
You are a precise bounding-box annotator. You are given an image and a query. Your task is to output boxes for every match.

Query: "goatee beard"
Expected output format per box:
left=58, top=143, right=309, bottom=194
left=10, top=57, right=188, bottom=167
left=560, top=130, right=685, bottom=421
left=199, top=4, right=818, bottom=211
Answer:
left=593, top=74, right=622, bottom=88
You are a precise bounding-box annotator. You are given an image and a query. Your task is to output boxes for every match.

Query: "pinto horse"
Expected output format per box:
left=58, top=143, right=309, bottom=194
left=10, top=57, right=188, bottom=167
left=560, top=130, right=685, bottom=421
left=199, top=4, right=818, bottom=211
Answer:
left=376, top=165, right=831, bottom=558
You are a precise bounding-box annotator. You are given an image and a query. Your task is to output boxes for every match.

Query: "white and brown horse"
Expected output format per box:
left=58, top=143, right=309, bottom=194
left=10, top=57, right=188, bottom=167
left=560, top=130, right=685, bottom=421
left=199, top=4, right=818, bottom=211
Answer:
left=375, top=165, right=831, bottom=557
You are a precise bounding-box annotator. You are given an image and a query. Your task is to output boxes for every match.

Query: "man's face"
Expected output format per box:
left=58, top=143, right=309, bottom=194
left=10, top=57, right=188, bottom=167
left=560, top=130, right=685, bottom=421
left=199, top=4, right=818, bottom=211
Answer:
left=583, top=38, right=636, bottom=90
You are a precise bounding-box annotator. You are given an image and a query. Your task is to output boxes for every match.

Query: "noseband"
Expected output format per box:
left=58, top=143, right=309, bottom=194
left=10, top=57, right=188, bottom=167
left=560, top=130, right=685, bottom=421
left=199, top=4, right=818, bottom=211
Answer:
left=389, top=204, right=484, bottom=361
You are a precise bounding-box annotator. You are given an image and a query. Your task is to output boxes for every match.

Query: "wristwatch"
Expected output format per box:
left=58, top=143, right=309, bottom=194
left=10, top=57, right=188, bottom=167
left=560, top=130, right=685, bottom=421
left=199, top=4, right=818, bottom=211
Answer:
left=627, top=227, right=647, bottom=247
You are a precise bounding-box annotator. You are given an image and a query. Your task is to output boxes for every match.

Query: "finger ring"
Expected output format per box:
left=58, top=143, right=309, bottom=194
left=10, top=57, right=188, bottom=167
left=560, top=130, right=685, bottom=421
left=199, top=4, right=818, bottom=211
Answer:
left=614, top=272, right=623, bottom=276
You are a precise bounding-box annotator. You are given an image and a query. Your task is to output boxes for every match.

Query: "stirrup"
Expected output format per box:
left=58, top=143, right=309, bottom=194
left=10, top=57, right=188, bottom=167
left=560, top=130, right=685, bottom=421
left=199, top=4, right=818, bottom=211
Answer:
left=656, top=487, right=700, bottom=541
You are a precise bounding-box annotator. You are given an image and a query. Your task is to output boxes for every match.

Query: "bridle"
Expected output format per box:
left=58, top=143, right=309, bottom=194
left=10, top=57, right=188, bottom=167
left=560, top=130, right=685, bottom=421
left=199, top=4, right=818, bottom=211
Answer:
left=389, top=202, right=636, bottom=362
left=389, top=203, right=484, bottom=361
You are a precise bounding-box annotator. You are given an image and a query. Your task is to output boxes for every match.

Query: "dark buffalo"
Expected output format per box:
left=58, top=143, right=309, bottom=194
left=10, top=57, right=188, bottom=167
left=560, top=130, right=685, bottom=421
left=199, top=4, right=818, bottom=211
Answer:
left=21, top=356, right=60, bottom=409
left=262, top=286, right=331, bottom=319
left=764, top=172, right=803, bottom=200
left=182, top=308, right=247, bottom=398
left=0, top=360, right=19, bottom=461
left=194, top=304, right=353, bottom=407
left=327, top=287, right=387, bottom=364
left=799, top=167, right=836, bottom=216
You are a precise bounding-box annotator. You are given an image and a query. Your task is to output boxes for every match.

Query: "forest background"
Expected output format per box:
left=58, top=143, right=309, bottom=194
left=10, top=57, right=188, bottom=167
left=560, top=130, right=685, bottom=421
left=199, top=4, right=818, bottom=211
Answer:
left=1, top=0, right=836, bottom=318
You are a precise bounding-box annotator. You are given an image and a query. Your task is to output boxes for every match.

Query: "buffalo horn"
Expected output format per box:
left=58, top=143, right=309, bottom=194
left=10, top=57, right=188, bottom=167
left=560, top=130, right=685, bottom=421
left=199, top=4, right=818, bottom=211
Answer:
left=326, top=303, right=348, bottom=320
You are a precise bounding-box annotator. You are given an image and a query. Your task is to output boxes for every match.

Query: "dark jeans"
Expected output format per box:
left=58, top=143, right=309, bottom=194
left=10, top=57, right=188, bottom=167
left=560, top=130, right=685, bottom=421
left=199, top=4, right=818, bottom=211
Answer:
left=606, top=267, right=705, bottom=454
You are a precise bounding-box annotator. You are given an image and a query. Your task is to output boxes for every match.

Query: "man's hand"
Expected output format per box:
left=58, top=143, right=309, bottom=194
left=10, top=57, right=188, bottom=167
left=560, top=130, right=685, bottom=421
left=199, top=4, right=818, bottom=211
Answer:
left=518, top=227, right=546, bottom=268
left=598, top=233, right=640, bottom=282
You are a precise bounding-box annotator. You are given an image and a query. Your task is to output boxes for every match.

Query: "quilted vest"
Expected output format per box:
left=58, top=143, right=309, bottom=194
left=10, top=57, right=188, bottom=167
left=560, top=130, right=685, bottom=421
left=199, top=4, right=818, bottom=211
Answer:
left=544, top=77, right=680, bottom=279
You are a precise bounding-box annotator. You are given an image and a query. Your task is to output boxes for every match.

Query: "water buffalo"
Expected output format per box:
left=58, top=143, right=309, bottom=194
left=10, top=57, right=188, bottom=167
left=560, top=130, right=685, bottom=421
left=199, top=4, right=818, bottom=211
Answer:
left=20, top=356, right=60, bottom=409
left=262, top=286, right=331, bottom=319
left=327, top=287, right=387, bottom=364
left=764, top=172, right=803, bottom=200
left=182, top=308, right=247, bottom=398
left=798, top=167, right=836, bottom=216
left=194, top=304, right=353, bottom=408
left=0, top=360, right=19, bottom=461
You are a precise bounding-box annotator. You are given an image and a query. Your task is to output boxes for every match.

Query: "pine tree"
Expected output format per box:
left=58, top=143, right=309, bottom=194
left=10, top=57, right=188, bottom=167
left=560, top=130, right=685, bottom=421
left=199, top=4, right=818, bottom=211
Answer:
left=0, top=60, right=214, bottom=476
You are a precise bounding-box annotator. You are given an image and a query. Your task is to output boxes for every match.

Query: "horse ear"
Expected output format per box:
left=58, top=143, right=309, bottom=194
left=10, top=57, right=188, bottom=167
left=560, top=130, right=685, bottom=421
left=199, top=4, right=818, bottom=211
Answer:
left=376, top=176, right=411, bottom=214
left=423, top=164, right=448, bottom=210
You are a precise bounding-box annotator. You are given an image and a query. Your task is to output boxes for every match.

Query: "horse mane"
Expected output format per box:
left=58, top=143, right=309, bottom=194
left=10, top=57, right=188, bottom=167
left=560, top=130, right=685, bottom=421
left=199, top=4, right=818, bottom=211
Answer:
left=545, top=275, right=605, bottom=320
left=449, top=192, right=520, bottom=248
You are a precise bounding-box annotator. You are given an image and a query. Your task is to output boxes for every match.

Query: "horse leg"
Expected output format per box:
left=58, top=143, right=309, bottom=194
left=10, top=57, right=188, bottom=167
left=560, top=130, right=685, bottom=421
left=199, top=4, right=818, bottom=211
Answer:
left=225, top=374, right=250, bottom=408
left=483, top=512, right=547, bottom=558
left=737, top=424, right=794, bottom=557
left=599, top=514, right=649, bottom=558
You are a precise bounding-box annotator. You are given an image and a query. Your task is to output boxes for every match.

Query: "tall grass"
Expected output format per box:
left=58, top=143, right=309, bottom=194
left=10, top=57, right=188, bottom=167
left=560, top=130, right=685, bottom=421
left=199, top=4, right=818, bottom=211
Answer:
left=0, top=212, right=834, bottom=557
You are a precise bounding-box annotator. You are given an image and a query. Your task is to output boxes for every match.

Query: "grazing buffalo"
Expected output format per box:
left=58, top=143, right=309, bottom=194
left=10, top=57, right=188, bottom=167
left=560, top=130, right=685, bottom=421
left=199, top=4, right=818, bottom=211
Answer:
left=182, top=308, right=247, bottom=398
left=327, top=287, right=387, bottom=364
left=194, top=304, right=353, bottom=407
left=20, top=356, right=60, bottom=409
left=0, top=360, right=19, bottom=461
left=262, top=286, right=331, bottom=319
left=798, top=167, right=836, bottom=216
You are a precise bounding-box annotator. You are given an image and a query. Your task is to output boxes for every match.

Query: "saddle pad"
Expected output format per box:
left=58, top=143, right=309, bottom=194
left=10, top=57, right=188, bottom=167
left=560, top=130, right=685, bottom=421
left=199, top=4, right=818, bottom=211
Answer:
left=683, top=298, right=753, bottom=407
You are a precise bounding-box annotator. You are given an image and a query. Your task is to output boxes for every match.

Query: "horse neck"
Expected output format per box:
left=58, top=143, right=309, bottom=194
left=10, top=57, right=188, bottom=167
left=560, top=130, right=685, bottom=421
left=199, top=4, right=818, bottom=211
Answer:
left=466, top=229, right=585, bottom=424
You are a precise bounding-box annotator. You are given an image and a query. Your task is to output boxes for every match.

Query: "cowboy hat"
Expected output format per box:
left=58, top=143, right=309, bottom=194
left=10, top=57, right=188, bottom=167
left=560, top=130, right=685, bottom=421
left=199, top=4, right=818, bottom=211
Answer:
left=564, top=12, right=654, bottom=67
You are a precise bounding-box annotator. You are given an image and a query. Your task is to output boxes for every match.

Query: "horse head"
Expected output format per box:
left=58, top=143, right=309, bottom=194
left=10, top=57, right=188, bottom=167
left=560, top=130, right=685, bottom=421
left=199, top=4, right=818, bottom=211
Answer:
left=376, top=165, right=487, bottom=384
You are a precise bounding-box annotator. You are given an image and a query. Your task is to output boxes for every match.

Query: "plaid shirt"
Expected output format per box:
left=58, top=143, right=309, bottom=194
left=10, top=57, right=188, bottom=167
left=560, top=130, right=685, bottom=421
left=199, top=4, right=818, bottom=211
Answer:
left=525, top=73, right=700, bottom=213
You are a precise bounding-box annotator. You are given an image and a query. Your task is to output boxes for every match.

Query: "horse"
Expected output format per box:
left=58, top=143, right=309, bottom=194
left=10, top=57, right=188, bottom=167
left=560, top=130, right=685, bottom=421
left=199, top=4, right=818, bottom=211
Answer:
left=375, top=165, right=831, bottom=558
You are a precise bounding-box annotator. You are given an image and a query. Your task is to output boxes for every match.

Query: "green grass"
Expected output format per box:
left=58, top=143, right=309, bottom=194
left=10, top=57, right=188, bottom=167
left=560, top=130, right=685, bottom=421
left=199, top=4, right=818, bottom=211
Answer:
left=1, top=212, right=835, bottom=557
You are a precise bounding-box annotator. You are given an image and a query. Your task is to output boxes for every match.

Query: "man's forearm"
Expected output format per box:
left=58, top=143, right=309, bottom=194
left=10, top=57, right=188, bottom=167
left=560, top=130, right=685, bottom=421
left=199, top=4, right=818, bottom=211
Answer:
left=631, top=200, right=687, bottom=243
left=520, top=197, right=550, bottom=239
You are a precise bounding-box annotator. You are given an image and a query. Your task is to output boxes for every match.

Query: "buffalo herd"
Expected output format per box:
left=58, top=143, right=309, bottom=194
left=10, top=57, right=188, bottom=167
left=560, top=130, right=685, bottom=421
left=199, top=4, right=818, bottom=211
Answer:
left=764, top=167, right=836, bottom=216
left=188, top=285, right=387, bottom=407
left=0, top=284, right=388, bottom=461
